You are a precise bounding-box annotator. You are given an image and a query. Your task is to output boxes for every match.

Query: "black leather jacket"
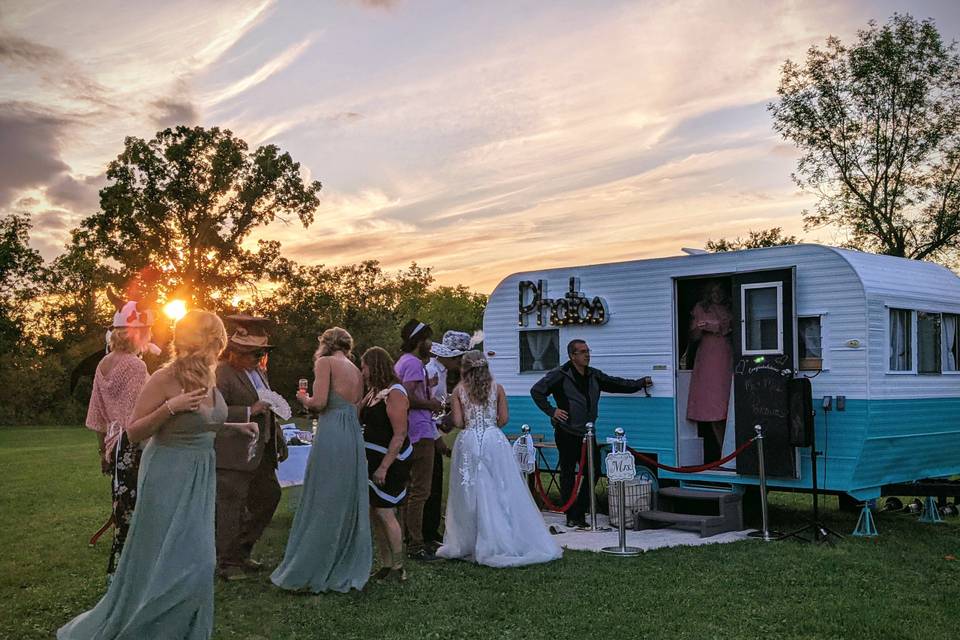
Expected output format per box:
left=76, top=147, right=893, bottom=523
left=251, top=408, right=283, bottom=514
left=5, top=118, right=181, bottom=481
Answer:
left=530, top=361, right=648, bottom=436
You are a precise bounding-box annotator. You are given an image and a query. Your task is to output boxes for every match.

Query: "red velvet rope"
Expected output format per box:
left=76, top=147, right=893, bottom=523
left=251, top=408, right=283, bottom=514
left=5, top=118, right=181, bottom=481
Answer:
left=533, top=439, right=588, bottom=513
left=628, top=436, right=757, bottom=474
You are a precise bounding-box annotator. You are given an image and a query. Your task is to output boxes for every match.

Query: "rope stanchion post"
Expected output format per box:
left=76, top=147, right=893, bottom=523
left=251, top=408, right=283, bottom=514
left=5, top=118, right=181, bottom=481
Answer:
left=584, top=422, right=608, bottom=532
left=757, top=425, right=772, bottom=540
left=601, top=427, right=641, bottom=557
left=747, top=424, right=783, bottom=542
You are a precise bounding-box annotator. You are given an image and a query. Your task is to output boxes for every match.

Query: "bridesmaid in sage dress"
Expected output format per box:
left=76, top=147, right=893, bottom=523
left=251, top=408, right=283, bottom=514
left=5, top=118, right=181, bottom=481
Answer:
left=59, top=311, right=258, bottom=640
left=271, top=327, right=372, bottom=594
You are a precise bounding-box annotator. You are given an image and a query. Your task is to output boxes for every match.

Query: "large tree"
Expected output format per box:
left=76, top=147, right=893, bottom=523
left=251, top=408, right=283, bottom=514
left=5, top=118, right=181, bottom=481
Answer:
left=81, top=126, right=322, bottom=306
left=770, top=14, right=960, bottom=264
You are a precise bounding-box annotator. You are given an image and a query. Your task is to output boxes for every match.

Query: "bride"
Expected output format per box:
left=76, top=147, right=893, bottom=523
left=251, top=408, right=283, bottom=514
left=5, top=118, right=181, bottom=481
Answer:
left=437, top=350, right=562, bottom=567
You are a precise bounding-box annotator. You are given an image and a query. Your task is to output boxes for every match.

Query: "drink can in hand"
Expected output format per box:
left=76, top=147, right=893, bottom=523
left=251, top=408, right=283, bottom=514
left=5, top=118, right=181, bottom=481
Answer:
left=298, top=378, right=309, bottom=392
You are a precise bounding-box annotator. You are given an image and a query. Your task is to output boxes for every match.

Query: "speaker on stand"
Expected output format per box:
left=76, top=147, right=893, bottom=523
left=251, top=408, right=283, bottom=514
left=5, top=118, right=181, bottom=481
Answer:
left=786, top=377, right=843, bottom=543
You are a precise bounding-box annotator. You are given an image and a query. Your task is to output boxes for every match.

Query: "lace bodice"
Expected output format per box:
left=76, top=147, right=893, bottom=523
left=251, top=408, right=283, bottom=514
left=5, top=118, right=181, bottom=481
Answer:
left=457, top=385, right=498, bottom=432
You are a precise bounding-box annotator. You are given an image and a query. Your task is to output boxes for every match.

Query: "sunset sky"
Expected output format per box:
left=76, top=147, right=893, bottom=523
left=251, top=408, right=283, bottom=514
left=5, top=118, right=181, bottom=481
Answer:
left=3, top=0, right=960, bottom=292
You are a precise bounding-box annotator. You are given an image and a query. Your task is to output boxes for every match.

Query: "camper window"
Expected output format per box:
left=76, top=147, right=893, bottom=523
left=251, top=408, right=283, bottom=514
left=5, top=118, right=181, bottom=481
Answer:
left=889, top=308, right=913, bottom=372
left=944, top=314, right=959, bottom=373
left=918, top=312, right=942, bottom=374
left=741, top=283, right=783, bottom=354
left=519, top=329, right=559, bottom=373
left=798, top=316, right=822, bottom=370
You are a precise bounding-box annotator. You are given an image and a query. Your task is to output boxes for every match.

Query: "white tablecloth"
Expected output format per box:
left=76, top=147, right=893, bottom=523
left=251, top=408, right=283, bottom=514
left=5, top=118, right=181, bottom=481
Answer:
left=277, top=444, right=311, bottom=487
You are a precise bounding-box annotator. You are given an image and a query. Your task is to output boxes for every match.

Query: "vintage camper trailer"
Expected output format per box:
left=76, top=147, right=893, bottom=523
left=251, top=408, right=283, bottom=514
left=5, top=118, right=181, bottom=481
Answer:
left=484, top=244, right=960, bottom=503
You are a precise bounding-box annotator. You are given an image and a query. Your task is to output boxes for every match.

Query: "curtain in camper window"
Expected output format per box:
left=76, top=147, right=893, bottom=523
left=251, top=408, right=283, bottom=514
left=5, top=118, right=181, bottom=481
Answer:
left=918, top=312, right=941, bottom=374
left=520, top=330, right=559, bottom=372
left=798, top=317, right=822, bottom=357
left=943, top=314, right=958, bottom=372
left=889, top=308, right=912, bottom=371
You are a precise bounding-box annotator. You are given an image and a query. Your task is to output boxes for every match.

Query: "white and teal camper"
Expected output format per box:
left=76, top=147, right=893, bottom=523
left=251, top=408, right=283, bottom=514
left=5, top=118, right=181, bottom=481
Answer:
left=484, top=244, right=960, bottom=503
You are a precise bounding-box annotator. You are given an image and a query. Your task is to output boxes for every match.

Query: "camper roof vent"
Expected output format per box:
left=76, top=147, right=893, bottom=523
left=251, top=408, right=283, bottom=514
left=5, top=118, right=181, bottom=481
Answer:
left=681, top=247, right=709, bottom=255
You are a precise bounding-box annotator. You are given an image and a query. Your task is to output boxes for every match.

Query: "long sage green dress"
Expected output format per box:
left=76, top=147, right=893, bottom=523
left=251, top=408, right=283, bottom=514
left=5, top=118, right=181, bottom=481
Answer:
left=59, top=391, right=227, bottom=640
left=271, top=390, right=371, bottom=593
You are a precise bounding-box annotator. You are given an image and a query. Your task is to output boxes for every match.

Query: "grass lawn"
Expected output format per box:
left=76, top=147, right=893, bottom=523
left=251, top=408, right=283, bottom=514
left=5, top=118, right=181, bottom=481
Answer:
left=2, top=425, right=958, bottom=640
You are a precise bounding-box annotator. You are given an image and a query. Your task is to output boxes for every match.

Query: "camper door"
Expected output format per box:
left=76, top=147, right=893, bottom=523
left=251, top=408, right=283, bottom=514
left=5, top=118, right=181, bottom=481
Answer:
left=732, top=268, right=797, bottom=478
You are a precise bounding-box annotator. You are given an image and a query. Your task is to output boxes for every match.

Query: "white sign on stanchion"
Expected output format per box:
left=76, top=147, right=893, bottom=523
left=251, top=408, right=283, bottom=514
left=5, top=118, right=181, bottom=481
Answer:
left=513, top=424, right=536, bottom=475
left=602, top=427, right=642, bottom=557
left=605, top=451, right=636, bottom=483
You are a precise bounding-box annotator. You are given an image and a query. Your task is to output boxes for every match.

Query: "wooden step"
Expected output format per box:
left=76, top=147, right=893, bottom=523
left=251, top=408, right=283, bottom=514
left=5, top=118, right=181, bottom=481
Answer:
left=636, top=510, right=731, bottom=538
left=637, top=492, right=744, bottom=538
left=638, top=510, right=727, bottom=526
left=659, top=487, right=740, bottom=502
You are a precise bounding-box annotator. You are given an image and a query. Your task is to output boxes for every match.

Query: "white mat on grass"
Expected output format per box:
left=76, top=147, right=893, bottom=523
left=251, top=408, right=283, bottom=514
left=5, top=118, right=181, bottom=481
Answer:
left=542, top=512, right=753, bottom=552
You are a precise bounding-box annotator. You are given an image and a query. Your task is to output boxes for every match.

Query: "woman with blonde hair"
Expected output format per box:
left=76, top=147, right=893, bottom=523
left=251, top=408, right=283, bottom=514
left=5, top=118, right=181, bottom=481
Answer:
left=271, top=326, right=372, bottom=593
left=59, top=310, right=258, bottom=640
left=437, top=350, right=562, bottom=567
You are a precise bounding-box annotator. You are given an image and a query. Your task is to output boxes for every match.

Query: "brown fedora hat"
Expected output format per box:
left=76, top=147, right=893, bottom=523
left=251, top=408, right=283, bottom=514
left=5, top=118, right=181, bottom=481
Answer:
left=228, top=326, right=274, bottom=351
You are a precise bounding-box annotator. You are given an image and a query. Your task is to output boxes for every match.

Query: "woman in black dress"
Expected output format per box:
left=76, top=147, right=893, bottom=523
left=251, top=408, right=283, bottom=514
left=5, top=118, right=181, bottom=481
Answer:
left=360, top=347, right=412, bottom=581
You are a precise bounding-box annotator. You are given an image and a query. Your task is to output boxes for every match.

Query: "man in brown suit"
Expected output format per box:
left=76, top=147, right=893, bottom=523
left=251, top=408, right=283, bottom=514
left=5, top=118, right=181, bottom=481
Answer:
left=214, top=316, right=287, bottom=580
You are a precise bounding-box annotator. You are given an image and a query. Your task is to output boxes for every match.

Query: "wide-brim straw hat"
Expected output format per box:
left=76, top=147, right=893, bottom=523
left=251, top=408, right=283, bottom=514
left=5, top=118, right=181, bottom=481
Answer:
left=431, top=330, right=471, bottom=358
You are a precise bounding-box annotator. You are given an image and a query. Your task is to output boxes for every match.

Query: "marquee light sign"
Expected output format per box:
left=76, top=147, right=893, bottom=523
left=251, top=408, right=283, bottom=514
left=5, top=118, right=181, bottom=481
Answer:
left=518, top=277, right=609, bottom=327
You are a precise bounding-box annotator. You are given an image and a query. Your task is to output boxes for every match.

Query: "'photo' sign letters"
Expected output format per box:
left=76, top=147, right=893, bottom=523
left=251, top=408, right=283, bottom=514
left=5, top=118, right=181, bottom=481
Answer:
left=518, top=277, right=609, bottom=327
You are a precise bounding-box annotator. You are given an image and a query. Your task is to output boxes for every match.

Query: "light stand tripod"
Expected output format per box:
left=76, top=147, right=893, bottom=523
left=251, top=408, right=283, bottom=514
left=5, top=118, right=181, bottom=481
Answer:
left=786, top=396, right=843, bottom=543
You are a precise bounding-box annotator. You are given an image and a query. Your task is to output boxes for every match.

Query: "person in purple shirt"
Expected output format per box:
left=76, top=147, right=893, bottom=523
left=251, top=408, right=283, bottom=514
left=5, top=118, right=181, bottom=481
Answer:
left=394, top=319, right=443, bottom=561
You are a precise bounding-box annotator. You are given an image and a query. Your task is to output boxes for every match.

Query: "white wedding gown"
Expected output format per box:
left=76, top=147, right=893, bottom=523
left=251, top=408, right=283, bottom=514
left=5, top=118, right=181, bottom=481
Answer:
left=437, top=385, right=562, bottom=567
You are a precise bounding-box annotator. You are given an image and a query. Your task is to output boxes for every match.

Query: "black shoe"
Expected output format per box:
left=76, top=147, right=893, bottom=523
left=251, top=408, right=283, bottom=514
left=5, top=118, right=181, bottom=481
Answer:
left=424, top=539, right=442, bottom=553
left=566, top=518, right=588, bottom=528
left=385, top=567, right=408, bottom=582
left=371, top=566, right=391, bottom=581
left=407, top=549, right=440, bottom=562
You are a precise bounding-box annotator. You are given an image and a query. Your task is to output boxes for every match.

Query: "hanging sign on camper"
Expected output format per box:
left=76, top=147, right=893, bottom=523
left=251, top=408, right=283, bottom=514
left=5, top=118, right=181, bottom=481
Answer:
left=518, top=277, right=609, bottom=327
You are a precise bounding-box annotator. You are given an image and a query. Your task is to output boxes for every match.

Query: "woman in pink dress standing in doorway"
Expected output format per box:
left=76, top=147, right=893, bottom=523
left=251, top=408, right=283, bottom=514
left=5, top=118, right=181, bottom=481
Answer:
left=687, top=282, right=733, bottom=463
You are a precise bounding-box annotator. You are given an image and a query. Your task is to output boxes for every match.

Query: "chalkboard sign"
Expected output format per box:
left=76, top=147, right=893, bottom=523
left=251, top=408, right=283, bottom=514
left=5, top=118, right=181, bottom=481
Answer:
left=733, top=353, right=796, bottom=477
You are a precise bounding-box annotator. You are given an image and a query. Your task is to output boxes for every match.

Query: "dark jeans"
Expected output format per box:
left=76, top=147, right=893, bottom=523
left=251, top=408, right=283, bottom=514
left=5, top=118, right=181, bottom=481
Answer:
left=422, top=441, right=444, bottom=544
left=555, top=427, right=602, bottom=522
left=216, top=457, right=281, bottom=568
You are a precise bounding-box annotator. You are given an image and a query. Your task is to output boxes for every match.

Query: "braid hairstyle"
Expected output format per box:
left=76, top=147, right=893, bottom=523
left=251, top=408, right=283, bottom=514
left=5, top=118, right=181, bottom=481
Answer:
left=168, top=310, right=227, bottom=392
left=460, top=350, right=493, bottom=407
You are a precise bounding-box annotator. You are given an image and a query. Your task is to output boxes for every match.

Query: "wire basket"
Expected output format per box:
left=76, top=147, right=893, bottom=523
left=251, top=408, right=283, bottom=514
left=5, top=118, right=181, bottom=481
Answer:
left=607, top=479, right=652, bottom=528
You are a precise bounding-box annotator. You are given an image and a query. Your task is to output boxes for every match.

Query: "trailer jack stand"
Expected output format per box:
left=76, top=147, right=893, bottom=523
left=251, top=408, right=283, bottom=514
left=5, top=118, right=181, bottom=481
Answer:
left=919, top=496, right=944, bottom=524
left=852, top=503, right=878, bottom=537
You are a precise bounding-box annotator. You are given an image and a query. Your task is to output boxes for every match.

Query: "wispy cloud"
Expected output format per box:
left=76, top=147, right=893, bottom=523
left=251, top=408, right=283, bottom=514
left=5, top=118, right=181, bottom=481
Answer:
left=201, top=36, right=314, bottom=107
left=4, top=0, right=959, bottom=286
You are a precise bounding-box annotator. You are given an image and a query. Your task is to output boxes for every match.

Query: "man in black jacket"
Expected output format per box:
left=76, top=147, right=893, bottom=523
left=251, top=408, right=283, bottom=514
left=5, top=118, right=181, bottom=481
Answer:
left=530, top=339, right=652, bottom=528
